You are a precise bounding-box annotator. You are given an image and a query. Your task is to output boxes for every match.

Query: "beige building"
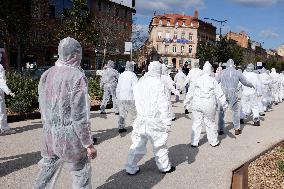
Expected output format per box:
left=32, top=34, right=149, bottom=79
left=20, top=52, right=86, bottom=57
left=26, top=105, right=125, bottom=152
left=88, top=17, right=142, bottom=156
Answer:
left=149, top=12, right=198, bottom=69
left=226, top=31, right=250, bottom=48
left=148, top=10, right=216, bottom=69
left=277, top=44, right=284, bottom=57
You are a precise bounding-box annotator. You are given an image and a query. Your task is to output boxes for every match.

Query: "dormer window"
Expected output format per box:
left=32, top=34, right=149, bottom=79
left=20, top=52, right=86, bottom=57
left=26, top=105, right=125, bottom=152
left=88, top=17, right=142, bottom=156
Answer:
left=175, top=22, right=179, bottom=27
left=166, top=20, right=170, bottom=26
left=159, top=19, right=162, bottom=26
left=182, top=21, right=186, bottom=27
left=190, top=22, right=193, bottom=27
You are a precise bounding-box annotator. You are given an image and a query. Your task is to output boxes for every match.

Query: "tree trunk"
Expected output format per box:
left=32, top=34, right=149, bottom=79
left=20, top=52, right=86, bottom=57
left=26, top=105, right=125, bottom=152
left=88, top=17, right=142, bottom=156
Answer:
left=17, top=44, right=21, bottom=71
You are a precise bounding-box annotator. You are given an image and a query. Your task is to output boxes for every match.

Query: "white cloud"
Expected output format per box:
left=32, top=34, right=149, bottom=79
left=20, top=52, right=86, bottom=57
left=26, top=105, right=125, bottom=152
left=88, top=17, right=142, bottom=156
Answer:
left=135, top=0, right=205, bottom=17
left=259, top=29, right=279, bottom=38
left=110, top=0, right=133, bottom=7
left=231, top=0, right=284, bottom=7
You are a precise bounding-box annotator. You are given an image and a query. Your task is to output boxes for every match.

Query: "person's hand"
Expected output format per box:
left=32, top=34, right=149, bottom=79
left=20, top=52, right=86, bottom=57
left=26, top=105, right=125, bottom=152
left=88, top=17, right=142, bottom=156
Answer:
left=9, top=92, right=15, bottom=97
left=87, top=145, right=97, bottom=159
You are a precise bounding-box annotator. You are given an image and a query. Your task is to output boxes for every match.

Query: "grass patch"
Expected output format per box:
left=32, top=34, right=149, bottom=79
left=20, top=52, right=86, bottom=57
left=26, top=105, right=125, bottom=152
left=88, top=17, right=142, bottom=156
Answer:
left=277, top=160, right=284, bottom=173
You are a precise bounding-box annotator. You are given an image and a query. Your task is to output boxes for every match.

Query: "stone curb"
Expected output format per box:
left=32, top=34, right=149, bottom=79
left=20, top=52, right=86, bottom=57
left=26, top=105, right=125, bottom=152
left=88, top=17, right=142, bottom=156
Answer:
left=7, top=104, right=113, bottom=123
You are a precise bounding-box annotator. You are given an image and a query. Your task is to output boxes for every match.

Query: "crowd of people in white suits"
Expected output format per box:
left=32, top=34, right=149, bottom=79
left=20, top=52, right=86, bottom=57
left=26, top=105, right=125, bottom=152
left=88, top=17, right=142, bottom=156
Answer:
left=1, top=37, right=284, bottom=188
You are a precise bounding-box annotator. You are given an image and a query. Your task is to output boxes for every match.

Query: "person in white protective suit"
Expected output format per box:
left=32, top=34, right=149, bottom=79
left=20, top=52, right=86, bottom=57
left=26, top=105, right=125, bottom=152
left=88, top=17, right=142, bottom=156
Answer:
left=215, top=63, right=223, bottom=77
left=33, top=37, right=97, bottom=189
left=125, top=61, right=175, bottom=175
left=116, top=61, right=138, bottom=133
left=279, top=71, right=284, bottom=101
left=0, top=53, right=16, bottom=136
left=270, top=68, right=282, bottom=105
left=184, top=61, right=228, bottom=147
left=174, top=67, right=186, bottom=102
left=240, top=64, right=262, bottom=126
left=100, top=60, right=119, bottom=114
left=183, top=60, right=203, bottom=114
left=259, top=68, right=273, bottom=111
left=161, top=64, right=180, bottom=121
left=216, top=59, right=254, bottom=135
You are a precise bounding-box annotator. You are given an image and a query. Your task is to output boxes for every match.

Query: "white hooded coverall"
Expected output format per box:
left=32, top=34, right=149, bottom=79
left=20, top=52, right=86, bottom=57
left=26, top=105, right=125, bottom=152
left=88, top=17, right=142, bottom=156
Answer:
left=240, top=64, right=261, bottom=122
left=125, top=61, right=172, bottom=174
left=270, top=68, right=282, bottom=104
left=174, top=68, right=186, bottom=101
left=116, top=61, right=138, bottom=129
left=184, top=62, right=227, bottom=147
left=0, top=64, right=13, bottom=132
left=161, top=64, right=179, bottom=119
left=100, top=60, right=119, bottom=113
left=33, top=37, right=93, bottom=189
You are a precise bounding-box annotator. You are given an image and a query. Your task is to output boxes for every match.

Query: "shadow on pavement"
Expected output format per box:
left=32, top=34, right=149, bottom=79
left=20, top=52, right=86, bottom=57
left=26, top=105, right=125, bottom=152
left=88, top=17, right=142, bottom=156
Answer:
left=92, top=126, right=133, bottom=145
left=0, top=151, right=41, bottom=177
left=174, top=113, right=191, bottom=121
left=96, top=144, right=198, bottom=189
left=12, top=124, right=42, bottom=134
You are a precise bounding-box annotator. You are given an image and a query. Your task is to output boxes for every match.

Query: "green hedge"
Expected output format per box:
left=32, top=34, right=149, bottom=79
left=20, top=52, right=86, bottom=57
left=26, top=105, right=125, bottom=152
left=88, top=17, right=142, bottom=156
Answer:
left=6, top=72, right=39, bottom=114
left=4, top=72, right=103, bottom=114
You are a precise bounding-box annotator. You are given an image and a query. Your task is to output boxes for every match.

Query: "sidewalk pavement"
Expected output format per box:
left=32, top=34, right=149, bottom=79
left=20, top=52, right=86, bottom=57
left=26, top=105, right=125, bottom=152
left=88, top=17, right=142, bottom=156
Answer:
left=0, top=101, right=283, bottom=189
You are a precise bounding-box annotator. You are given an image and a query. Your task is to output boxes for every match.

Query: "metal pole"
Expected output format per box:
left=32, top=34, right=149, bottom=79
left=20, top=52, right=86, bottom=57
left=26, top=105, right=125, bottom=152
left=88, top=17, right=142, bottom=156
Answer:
left=130, top=44, right=133, bottom=61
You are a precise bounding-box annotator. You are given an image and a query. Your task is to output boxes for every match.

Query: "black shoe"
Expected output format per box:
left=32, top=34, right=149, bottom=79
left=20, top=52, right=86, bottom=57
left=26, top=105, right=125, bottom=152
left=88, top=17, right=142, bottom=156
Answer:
left=191, top=144, right=198, bottom=148
left=127, top=168, right=140, bottom=176
left=100, top=111, right=106, bottom=114
left=240, top=119, right=244, bottom=124
left=93, top=137, right=97, bottom=145
left=172, top=118, right=176, bottom=121
left=254, top=121, right=260, bottom=126
left=185, top=109, right=189, bottom=114
left=275, top=103, right=278, bottom=105
left=161, top=166, right=176, bottom=174
left=118, top=128, right=127, bottom=133
left=260, top=113, right=265, bottom=116
left=218, top=130, right=224, bottom=135
left=211, top=142, right=220, bottom=147
left=115, top=113, right=119, bottom=115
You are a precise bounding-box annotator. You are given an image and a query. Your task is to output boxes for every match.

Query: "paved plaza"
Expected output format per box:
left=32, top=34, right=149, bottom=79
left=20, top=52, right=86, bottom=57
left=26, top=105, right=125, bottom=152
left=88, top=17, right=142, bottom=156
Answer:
left=1, top=101, right=284, bottom=189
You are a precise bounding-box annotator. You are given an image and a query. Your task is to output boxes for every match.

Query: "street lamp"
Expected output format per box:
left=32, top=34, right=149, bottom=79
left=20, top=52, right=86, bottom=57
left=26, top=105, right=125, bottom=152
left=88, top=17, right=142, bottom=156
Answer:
left=204, top=17, right=228, bottom=37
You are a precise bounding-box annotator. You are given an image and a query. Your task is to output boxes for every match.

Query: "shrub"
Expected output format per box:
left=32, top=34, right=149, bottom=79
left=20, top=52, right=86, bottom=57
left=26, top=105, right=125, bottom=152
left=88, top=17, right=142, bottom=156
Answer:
left=6, top=72, right=39, bottom=114
left=88, top=76, right=103, bottom=101
left=278, top=160, right=284, bottom=173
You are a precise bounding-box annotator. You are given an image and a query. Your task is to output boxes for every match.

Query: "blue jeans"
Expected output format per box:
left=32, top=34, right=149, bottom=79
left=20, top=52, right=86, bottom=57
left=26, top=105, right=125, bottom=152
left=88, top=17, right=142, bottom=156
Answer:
left=218, top=102, right=240, bottom=131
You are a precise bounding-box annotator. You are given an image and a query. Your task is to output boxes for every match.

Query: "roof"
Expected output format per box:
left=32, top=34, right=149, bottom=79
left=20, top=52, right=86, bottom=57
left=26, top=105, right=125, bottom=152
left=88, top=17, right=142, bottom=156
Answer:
left=155, top=13, right=193, bottom=20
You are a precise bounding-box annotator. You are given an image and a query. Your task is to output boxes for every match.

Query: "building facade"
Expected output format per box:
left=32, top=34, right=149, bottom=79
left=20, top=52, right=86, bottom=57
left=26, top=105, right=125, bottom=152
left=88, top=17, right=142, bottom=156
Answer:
left=277, top=44, right=284, bottom=57
left=226, top=31, right=250, bottom=48
left=3, top=0, right=135, bottom=70
left=148, top=10, right=216, bottom=70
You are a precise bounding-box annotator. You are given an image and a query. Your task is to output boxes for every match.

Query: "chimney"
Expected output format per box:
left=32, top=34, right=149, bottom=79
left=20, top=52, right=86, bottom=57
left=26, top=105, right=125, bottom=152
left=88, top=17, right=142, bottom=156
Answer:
left=194, top=9, right=198, bottom=18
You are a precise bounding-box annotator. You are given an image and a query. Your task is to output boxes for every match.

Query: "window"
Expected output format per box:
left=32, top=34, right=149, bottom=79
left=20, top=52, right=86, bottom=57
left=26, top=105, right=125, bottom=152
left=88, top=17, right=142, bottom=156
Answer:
left=189, top=45, right=193, bottom=54
left=189, top=34, right=193, bottom=42
left=116, top=8, right=119, bottom=16
left=181, top=46, right=185, bottom=53
left=159, top=19, right=162, bottom=26
left=165, top=32, right=170, bottom=39
left=124, top=9, right=127, bottom=18
left=190, top=22, right=193, bottom=27
left=98, top=1, right=102, bottom=11
left=181, top=32, right=185, bottom=39
left=166, top=20, right=170, bottom=26
left=182, top=21, right=186, bottom=27
left=173, top=32, right=178, bottom=39
left=175, top=22, right=179, bottom=27
left=158, top=32, right=162, bottom=39
left=165, top=45, right=169, bottom=53
left=173, top=46, right=177, bottom=53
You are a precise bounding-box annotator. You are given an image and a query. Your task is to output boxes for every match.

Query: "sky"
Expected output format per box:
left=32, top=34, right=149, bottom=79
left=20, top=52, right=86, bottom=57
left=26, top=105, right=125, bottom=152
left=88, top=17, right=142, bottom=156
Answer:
left=118, top=0, right=284, bottom=50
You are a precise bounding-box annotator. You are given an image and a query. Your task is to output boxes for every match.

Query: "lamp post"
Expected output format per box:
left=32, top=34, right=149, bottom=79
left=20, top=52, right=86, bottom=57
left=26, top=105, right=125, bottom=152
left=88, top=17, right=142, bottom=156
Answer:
left=204, top=17, right=228, bottom=37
